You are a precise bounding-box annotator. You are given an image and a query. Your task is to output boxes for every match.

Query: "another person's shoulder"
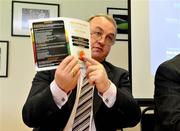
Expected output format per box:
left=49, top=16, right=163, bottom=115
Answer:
left=155, top=54, right=180, bottom=80
left=157, top=54, right=180, bottom=72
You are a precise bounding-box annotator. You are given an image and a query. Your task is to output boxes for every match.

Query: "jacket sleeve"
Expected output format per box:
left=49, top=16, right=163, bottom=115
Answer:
left=113, top=69, right=141, bottom=128
left=95, top=66, right=141, bottom=130
left=22, top=71, right=69, bottom=129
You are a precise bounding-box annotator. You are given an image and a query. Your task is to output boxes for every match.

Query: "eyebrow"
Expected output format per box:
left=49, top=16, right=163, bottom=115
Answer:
left=95, top=27, right=115, bottom=37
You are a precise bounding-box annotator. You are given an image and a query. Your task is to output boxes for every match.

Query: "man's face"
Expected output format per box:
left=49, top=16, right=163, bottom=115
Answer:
left=90, top=17, right=116, bottom=62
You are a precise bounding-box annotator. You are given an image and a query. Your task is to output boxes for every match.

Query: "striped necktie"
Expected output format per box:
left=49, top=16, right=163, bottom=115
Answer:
left=72, top=76, right=94, bottom=131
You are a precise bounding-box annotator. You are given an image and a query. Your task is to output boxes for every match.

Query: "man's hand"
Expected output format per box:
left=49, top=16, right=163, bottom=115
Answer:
left=55, top=55, right=80, bottom=93
left=82, top=56, right=110, bottom=94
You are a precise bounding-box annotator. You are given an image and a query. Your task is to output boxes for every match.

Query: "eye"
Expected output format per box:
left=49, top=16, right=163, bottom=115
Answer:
left=94, top=31, right=102, bottom=37
left=106, top=35, right=114, bottom=42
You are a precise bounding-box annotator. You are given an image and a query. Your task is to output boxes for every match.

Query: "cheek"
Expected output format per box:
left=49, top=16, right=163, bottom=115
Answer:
left=90, top=38, right=96, bottom=46
left=104, top=46, right=111, bottom=54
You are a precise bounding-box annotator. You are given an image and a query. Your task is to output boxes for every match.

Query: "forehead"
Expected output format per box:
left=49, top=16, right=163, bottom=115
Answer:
left=90, top=17, right=116, bottom=34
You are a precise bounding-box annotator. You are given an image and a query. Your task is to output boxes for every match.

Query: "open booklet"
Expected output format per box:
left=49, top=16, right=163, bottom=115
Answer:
left=29, top=17, right=91, bottom=71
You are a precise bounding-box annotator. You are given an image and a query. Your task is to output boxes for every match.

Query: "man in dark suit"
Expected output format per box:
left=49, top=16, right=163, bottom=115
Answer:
left=22, top=14, right=141, bottom=131
left=154, top=54, right=180, bottom=131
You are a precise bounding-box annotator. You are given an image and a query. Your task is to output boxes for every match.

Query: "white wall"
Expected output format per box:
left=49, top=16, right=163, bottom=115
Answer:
left=0, top=0, right=36, bottom=130
left=0, top=0, right=136, bottom=131
left=131, top=0, right=154, bottom=99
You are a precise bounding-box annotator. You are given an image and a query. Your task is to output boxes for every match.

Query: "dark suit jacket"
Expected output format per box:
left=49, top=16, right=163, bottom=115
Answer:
left=22, top=61, right=141, bottom=131
left=154, top=54, right=180, bottom=131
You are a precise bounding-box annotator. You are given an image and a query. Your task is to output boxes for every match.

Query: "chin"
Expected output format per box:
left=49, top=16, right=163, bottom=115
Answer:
left=92, top=53, right=104, bottom=62
left=92, top=52, right=99, bottom=58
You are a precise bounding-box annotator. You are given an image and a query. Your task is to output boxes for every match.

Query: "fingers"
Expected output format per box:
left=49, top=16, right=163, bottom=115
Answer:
left=71, top=64, right=80, bottom=77
left=61, top=55, right=79, bottom=73
left=87, top=71, right=96, bottom=85
left=81, top=56, right=99, bottom=65
left=81, top=56, right=102, bottom=76
left=60, top=55, right=74, bottom=69
left=66, top=58, right=78, bottom=73
left=86, top=65, right=97, bottom=76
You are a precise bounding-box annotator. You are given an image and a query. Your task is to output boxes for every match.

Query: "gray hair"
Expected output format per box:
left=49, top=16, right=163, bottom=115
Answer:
left=88, top=14, right=117, bottom=34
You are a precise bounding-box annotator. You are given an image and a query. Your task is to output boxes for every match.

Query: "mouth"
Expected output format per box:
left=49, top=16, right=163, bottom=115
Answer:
left=91, top=47, right=103, bottom=52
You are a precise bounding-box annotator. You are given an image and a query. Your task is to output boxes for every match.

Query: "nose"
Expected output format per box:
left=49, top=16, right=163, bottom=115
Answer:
left=97, top=35, right=106, bottom=45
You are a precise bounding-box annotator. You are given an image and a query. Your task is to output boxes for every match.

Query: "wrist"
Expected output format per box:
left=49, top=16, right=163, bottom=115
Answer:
left=61, top=87, right=70, bottom=94
left=100, top=80, right=111, bottom=95
left=54, top=79, right=70, bottom=94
